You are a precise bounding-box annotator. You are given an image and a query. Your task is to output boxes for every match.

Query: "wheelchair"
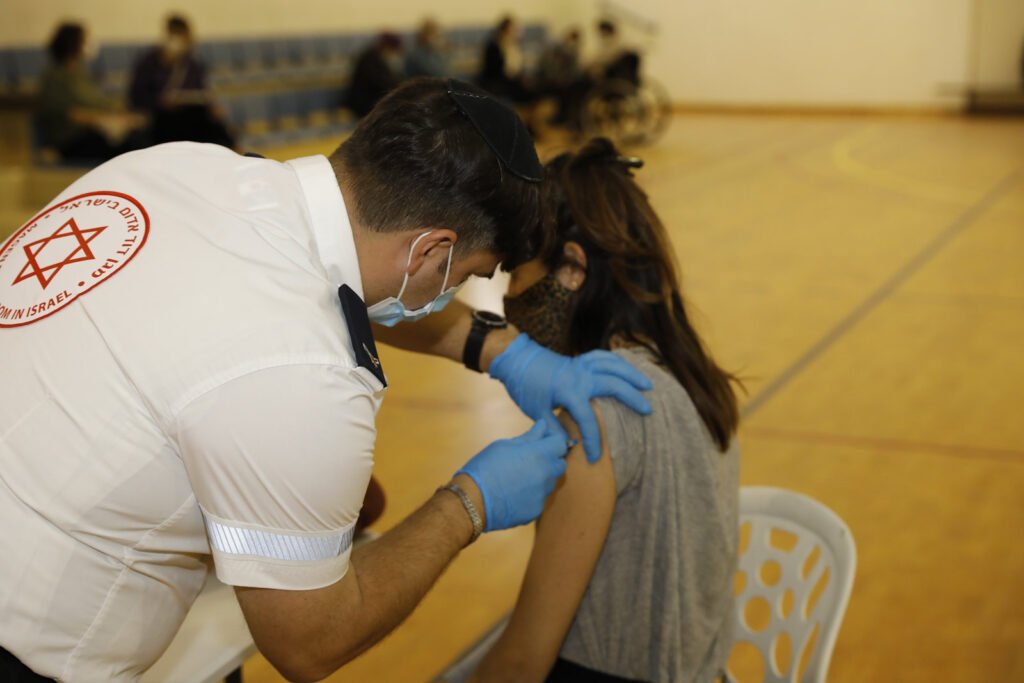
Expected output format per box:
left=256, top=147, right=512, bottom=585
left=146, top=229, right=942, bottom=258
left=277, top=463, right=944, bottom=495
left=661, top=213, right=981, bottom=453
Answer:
left=578, top=52, right=672, bottom=147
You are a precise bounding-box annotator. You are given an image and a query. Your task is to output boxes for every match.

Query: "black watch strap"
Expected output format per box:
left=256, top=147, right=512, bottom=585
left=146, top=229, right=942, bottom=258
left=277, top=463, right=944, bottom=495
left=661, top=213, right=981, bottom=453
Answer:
left=463, top=311, right=506, bottom=373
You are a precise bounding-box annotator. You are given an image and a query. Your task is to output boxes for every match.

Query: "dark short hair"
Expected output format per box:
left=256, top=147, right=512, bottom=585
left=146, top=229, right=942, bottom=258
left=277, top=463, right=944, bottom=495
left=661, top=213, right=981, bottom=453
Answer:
left=378, top=32, right=402, bottom=51
left=47, top=22, right=85, bottom=64
left=167, top=15, right=190, bottom=34
left=331, top=77, right=543, bottom=271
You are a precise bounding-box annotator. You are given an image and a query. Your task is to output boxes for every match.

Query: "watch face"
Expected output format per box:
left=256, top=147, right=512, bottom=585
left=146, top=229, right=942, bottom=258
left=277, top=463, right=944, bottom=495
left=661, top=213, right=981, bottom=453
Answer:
left=473, top=310, right=507, bottom=328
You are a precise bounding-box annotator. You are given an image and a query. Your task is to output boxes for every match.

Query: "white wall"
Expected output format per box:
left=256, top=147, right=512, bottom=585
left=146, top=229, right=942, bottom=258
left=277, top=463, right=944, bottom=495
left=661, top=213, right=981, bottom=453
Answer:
left=0, top=0, right=577, bottom=46
left=971, top=0, right=1024, bottom=85
left=579, top=0, right=974, bottom=108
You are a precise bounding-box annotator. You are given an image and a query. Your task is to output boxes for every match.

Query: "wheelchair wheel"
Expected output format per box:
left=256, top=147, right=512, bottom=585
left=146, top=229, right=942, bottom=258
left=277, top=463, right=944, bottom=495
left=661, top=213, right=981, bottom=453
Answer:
left=580, top=77, right=672, bottom=147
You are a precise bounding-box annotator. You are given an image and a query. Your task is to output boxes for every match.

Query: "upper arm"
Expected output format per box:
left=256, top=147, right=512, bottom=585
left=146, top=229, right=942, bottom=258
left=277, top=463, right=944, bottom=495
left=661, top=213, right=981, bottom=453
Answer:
left=234, top=561, right=365, bottom=682
left=176, top=363, right=378, bottom=590
left=175, top=364, right=379, bottom=673
left=472, top=407, right=617, bottom=683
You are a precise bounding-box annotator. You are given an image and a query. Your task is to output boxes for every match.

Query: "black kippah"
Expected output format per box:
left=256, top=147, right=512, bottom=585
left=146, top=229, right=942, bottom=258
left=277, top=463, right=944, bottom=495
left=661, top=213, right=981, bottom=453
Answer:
left=447, top=79, right=544, bottom=183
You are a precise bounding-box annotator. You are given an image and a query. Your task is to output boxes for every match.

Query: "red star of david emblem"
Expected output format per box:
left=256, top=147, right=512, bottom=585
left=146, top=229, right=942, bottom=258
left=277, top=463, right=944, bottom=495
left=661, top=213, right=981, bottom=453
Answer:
left=12, top=217, right=107, bottom=289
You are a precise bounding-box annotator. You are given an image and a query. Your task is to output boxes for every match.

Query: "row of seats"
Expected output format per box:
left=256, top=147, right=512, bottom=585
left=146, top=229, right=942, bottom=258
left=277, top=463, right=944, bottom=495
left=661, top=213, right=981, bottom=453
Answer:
left=213, top=23, right=547, bottom=149
left=224, top=87, right=353, bottom=148
left=0, top=24, right=548, bottom=96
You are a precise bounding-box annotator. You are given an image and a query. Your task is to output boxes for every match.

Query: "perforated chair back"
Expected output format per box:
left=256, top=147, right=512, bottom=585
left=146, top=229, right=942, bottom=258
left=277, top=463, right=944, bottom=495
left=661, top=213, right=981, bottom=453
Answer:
left=728, top=487, right=856, bottom=683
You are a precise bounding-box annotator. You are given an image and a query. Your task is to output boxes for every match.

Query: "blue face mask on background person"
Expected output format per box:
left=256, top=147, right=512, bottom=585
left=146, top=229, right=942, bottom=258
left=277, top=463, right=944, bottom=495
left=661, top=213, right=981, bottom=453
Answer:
left=367, top=231, right=460, bottom=327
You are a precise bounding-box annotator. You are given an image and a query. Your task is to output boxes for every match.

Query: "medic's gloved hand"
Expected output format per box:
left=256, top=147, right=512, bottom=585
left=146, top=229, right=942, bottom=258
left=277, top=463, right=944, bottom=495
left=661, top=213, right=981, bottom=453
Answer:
left=489, top=333, right=653, bottom=463
left=456, top=420, right=572, bottom=532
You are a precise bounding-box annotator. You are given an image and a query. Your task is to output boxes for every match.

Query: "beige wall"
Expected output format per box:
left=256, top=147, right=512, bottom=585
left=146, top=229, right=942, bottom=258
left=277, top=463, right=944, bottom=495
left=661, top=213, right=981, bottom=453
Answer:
left=583, top=0, right=973, bottom=108
left=971, top=0, right=1024, bottom=85
left=0, top=0, right=575, bottom=45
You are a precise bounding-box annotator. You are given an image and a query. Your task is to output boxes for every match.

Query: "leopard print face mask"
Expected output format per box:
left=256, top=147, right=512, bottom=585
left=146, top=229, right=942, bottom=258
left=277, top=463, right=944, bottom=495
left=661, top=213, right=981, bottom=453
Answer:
left=503, top=272, right=576, bottom=355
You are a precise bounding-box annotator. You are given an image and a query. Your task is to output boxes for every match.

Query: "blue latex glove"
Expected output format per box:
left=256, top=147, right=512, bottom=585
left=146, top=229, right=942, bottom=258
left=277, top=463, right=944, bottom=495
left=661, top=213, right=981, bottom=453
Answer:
left=456, top=420, right=573, bottom=532
left=489, top=333, right=653, bottom=462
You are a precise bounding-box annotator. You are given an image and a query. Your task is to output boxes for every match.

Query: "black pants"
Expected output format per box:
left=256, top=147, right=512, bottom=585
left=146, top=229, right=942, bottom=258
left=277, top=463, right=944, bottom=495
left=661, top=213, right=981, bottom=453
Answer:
left=546, top=658, right=728, bottom=683
left=151, top=105, right=236, bottom=148
left=546, top=657, right=648, bottom=683
left=0, top=646, right=53, bottom=682
left=58, top=127, right=153, bottom=163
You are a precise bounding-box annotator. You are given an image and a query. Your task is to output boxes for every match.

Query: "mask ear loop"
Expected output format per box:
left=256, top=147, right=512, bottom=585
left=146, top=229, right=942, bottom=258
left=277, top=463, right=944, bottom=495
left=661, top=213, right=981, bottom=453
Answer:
left=395, top=231, right=434, bottom=302
left=439, top=241, right=455, bottom=293
left=423, top=240, right=457, bottom=314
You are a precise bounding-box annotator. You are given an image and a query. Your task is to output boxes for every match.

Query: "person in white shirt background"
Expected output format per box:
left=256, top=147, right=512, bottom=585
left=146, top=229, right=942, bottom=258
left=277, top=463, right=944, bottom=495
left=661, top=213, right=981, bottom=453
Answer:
left=0, top=77, right=652, bottom=682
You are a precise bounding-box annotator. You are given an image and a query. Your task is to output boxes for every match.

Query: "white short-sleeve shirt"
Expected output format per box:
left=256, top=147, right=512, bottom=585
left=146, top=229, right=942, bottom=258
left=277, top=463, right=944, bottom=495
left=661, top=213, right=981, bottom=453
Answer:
left=0, top=143, right=385, bottom=681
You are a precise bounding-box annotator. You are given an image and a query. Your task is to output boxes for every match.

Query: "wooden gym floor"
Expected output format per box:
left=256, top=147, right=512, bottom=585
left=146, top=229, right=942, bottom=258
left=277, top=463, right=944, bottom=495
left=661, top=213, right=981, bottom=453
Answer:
left=2, top=111, right=1022, bottom=682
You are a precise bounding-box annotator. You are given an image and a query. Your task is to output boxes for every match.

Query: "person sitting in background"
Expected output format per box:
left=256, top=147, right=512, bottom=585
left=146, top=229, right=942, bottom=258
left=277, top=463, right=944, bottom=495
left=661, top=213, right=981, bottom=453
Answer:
left=405, top=18, right=448, bottom=78
left=470, top=138, right=742, bottom=683
left=541, top=19, right=641, bottom=133
left=347, top=32, right=405, bottom=118
left=478, top=15, right=535, bottom=105
left=535, top=28, right=583, bottom=126
left=128, top=14, right=235, bottom=148
left=537, top=28, right=581, bottom=92
left=589, top=19, right=624, bottom=78
left=35, top=22, right=148, bottom=162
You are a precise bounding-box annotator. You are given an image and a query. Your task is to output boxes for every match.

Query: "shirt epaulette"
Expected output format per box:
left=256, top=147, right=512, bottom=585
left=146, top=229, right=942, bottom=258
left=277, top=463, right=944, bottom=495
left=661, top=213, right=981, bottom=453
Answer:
left=337, top=284, right=387, bottom=387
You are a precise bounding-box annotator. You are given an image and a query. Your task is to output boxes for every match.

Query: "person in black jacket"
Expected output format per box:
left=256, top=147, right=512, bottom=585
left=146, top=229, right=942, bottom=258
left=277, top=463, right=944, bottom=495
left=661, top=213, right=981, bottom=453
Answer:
left=478, top=16, right=535, bottom=105
left=347, top=33, right=405, bottom=118
left=128, top=15, right=234, bottom=147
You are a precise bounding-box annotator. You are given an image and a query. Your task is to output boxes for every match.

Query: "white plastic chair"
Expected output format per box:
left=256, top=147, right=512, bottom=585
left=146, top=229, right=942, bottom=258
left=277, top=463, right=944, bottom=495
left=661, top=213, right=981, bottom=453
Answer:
left=727, top=486, right=857, bottom=683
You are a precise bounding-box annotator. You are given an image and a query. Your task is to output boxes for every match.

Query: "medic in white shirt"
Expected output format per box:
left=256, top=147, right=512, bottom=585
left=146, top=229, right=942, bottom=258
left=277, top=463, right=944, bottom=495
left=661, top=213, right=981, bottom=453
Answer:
left=0, top=78, right=651, bottom=682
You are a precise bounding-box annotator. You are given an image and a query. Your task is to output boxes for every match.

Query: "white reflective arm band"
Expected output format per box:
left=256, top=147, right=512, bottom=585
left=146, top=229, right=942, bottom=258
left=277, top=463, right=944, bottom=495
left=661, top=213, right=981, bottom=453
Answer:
left=204, top=514, right=355, bottom=562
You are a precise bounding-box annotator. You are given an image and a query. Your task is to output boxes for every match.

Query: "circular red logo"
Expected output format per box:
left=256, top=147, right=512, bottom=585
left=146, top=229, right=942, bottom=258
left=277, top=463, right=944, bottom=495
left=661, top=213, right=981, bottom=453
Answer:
left=0, top=191, right=150, bottom=327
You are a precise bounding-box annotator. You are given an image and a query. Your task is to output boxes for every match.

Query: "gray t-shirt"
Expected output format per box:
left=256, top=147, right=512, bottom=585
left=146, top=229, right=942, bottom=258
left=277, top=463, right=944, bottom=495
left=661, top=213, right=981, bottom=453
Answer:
left=559, top=347, right=740, bottom=682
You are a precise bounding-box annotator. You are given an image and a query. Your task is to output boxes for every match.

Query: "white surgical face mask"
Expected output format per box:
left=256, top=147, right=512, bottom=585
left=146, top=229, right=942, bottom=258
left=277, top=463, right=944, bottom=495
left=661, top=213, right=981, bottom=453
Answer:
left=367, top=231, right=461, bottom=327
left=164, top=35, right=188, bottom=58
left=82, top=41, right=99, bottom=63
left=384, top=53, right=404, bottom=74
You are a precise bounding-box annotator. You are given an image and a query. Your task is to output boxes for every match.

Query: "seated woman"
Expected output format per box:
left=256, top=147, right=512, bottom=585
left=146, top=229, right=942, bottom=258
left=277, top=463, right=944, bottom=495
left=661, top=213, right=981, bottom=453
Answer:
left=36, top=22, right=149, bottom=162
left=470, top=138, right=742, bottom=683
left=36, top=22, right=148, bottom=162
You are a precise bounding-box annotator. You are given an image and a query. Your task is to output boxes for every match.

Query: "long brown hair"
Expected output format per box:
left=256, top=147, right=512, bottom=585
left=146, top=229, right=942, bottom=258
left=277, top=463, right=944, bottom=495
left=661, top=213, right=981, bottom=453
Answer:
left=544, top=138, right=740, bottom=451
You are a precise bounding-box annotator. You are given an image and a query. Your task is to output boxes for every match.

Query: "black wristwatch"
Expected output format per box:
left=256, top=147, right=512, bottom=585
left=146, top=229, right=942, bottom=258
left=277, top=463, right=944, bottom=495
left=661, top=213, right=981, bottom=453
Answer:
left=463, top=310, right=508, bottom=373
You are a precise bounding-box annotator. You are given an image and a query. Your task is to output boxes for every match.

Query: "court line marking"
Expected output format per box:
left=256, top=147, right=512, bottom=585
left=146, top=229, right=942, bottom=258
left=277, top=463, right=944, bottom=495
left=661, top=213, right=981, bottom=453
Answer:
left=743, top=426, right=1024, bottom=465
left=645, top=123, right=847, bottom=192
left=741, top=163, right=1024, bottom=419
left=830, top=125, right=977, bottom=205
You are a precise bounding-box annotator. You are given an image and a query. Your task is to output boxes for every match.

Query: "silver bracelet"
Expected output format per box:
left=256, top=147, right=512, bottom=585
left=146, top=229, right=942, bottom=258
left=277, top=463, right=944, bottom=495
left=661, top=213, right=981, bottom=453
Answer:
left=438, top=483, right=484, bottom=545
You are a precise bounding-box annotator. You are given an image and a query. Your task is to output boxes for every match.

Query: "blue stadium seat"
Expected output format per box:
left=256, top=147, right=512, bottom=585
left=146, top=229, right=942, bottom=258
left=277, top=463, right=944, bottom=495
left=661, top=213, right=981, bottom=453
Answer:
left=236, top=40, right=264, bottom=70
left=12, top=48, right=47, bottom=91
left=307, top=88, right=337, bottom=113
left=200, top=41, right=238, bottom=86
left=522, top=23, right=548, bottom=45
left=296, top=37, right=333, bottom=79
left=94, top=44, right=147, bottom=92
left=0, top=49, right=17, bottom=92
left=194, top=42, right=216, bottom=66
left=238, top=92, right=275, bottom=146
left=222, top=96, right=249, bottom=128
left=305, top=36, right=328, bottom=64
left=206, top=41, right=234, bottom=71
